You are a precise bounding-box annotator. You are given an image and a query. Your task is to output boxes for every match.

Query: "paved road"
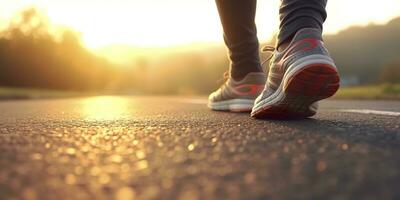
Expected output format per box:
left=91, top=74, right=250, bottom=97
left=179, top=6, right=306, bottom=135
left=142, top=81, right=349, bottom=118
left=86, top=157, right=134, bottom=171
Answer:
left=0, top=96, right=399, bottom=200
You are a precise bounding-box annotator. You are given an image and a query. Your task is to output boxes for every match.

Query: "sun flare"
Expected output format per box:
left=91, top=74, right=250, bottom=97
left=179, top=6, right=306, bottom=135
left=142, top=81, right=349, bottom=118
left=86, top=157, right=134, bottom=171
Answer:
left=0, top=0, right=399, bottom=49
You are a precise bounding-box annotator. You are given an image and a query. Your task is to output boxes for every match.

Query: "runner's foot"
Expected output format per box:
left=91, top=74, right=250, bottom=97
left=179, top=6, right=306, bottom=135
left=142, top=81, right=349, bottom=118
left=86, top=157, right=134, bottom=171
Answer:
left=208, top=72, right=266, bottom=112
left=251, top=28, right=340, bottom=119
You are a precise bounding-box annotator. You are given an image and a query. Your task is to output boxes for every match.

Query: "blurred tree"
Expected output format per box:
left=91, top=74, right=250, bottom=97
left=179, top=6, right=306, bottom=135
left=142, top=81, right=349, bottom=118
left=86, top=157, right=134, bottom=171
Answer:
left=0, top=7, right=117, bottom=91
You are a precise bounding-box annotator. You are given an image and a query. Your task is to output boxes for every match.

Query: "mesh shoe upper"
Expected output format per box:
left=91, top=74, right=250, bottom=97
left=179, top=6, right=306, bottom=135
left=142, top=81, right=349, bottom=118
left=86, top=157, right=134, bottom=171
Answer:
left=258, top=28, right=331, bottom=101
left=209, top=72, right=266, bottom=103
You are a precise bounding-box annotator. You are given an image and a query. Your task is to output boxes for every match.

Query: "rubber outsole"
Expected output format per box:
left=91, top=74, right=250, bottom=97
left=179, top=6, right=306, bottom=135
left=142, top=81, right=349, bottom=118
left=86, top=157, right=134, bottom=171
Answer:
left=251, top=64, right=340, bottom=119
left=208, top=99, right=254, bottom=113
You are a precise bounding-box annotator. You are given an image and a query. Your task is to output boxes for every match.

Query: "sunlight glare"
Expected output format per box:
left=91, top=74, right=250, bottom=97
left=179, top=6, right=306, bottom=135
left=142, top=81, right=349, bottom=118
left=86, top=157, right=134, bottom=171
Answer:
left=0, top=0, right=399, bottom=49
left=80, top=96, right=131, bottom=121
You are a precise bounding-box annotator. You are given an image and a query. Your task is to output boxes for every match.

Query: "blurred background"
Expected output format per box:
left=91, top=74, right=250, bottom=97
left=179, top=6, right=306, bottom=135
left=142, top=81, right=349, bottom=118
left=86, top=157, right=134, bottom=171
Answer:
left=0, top=0, right=399, bottom=99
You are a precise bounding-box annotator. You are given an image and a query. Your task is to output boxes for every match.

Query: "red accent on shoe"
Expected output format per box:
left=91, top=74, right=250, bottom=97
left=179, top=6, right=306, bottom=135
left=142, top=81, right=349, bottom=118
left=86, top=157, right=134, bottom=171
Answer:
left=233, top=84, right=264, bottom=96
left=283, top=38, right=319, bottom=59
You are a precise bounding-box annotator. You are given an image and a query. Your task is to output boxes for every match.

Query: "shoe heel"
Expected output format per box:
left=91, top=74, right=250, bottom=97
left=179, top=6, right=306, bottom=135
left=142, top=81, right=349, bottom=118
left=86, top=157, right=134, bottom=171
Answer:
left=284, top=64, right=340, bottom=99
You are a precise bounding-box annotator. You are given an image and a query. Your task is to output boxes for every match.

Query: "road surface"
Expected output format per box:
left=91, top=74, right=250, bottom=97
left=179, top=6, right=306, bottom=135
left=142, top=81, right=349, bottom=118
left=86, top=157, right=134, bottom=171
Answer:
left=0, top=96, right=399, bottom=200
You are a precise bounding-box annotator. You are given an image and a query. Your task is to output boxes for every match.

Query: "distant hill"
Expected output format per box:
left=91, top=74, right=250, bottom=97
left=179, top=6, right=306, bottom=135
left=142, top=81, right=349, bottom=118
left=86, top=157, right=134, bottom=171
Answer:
left=96, top=17, right=400, bottom=86
left=325, top=17, right=400, bottom=84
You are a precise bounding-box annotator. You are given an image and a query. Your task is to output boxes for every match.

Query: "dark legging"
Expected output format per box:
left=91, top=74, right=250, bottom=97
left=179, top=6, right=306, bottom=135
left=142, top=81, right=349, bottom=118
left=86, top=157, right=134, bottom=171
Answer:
left=215, top=0, right=327, bottom=80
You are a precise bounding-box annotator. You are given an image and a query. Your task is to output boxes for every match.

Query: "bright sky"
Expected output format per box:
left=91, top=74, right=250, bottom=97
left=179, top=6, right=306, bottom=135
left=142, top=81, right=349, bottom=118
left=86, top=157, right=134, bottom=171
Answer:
left=0, top=0, right=400, bottom=49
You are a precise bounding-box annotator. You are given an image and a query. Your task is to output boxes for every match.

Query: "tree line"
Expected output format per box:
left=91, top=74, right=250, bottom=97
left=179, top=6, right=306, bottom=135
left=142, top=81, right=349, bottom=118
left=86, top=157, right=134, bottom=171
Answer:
left=0, top=8, right=398, bottom=95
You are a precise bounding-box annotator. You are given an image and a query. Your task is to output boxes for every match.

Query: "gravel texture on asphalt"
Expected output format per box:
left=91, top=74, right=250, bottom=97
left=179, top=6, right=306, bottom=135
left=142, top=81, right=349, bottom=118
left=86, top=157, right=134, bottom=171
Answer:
left=0, top=97, right=399, bottom=200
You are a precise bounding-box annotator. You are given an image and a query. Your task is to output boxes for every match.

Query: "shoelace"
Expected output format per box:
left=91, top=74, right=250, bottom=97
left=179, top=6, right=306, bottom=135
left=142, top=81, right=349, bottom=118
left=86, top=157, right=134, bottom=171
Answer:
left=218, top=71, right=230, bottom=84
left=260, top=45, right=276, bottom=69
left=218, top=45, right=276, bottom=83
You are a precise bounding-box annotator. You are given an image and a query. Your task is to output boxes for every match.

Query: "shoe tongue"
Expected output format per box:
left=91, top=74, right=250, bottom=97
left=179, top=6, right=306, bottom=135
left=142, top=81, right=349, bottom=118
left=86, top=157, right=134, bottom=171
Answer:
left=291, top=28, right=323, bottom=44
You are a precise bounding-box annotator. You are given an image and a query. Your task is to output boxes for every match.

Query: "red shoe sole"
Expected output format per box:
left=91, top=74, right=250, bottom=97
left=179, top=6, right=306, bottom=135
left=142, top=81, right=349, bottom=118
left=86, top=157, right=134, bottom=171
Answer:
left=252, top=64, right=340, bottom=119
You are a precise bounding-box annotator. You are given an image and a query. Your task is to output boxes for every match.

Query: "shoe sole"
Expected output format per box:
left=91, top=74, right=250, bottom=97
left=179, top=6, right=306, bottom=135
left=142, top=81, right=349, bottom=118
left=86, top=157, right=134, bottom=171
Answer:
left=251, top=56, right=340, bottom=119
left=208, top=99, right=254, bottom=112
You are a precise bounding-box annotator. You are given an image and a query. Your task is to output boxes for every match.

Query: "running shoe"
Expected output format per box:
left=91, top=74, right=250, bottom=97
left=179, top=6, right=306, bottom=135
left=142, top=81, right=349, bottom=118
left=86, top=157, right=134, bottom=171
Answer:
left=251, top=28, right=340, bottom=119
left=208, top=72, right=266, bottom=112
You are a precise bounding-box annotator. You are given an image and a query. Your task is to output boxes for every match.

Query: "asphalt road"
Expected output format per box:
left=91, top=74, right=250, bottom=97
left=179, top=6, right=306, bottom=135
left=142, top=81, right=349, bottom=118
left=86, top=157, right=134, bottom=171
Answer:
left=0, top=96, right=399, bottom=200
